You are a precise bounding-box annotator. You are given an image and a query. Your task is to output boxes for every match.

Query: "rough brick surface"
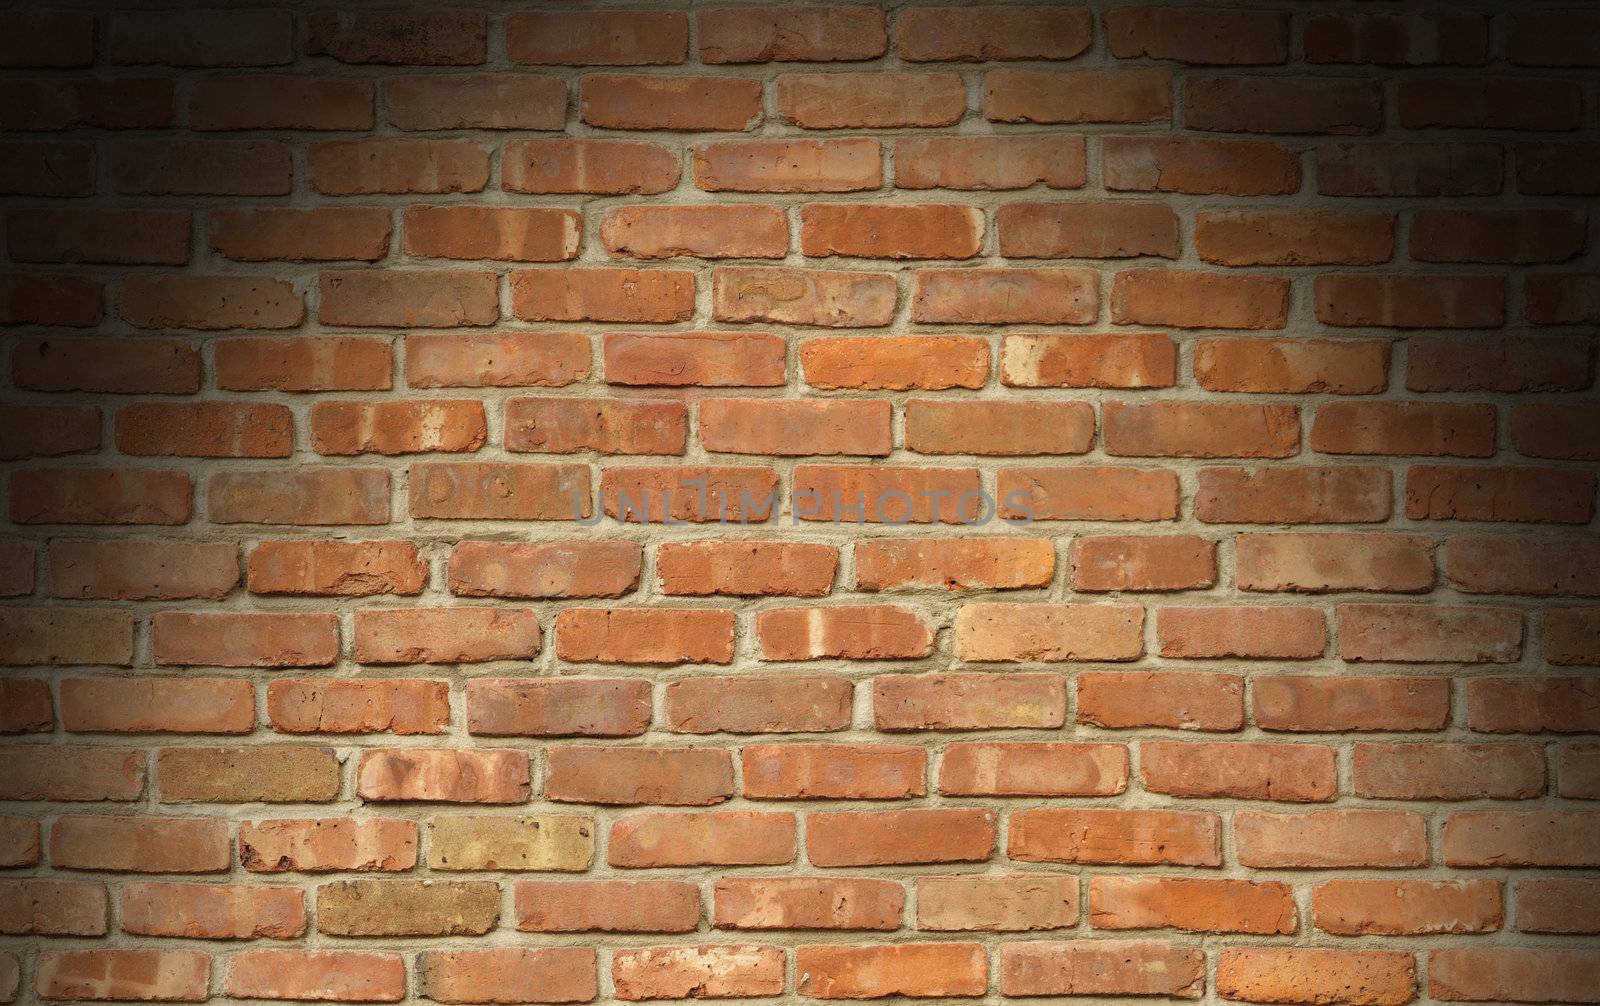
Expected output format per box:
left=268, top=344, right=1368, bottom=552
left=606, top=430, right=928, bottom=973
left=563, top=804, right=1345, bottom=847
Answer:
left=1, top=4, right=1596, bottom=999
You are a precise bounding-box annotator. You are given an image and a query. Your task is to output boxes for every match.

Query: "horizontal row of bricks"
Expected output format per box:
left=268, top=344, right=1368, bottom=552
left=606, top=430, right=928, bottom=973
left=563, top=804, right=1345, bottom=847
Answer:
left=7, top=267, right=1599, bottom=330
left=4, top=735, right=1597, bottom=803
left=0, top=600, right=1581, bottom=666
left=8, top=942, right=1600, bottom=1005
left=7, top=205, right=1597, bottom=268
left=9, top=136, right=1597, bottom=200
left=10, top=6, right=1599, bottom=70
left=5, top=670, right=1597, bottom=736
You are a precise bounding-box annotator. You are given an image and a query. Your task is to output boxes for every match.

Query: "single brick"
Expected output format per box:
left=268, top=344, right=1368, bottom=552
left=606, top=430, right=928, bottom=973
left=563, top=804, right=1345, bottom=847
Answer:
left=449, top=541, right=642, bottom=599
left=1077, top=672, right=1244, bottom=732
left=742, top=743, right=925, bottom=800
left=807, top=808, right=996, bottom=866
left=467, top=678, right=651, bottom=738
left=1008, top=808, right=1221, bottom=866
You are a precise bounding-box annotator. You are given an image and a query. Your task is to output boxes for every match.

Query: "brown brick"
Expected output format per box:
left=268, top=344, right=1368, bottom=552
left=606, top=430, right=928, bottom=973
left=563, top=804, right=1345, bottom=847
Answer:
left=1218, top=949, right=1415, bottom=1006
left=427, top=816, right=593, bottom=872
left=157, top=746, right=340, bottom=803
left=510, top=11, right=687, bottom=65
left=316, top=880, right=499, bottom=937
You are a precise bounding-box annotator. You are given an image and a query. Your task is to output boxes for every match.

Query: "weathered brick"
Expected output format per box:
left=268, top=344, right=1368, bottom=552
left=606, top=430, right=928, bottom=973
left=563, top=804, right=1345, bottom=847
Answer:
left=582, top=74, right=761, bottom=131
left=510, top=11, right=687, bottom=65
left=1001, top=941, right=1204, bottom=998
left=268, top=679, right=450, bottom=736
left=157, top=746, right=340, bottom=803
left=419, top=947, right=596, bottom=1006
left=226, top=950, right=405, bottom=1002
left=700, top=6, right=885, bottom=63
left=873, top=673, right=1067, bottom=732
left=1236, top=810, right=1427, bottom=868
left=665, top=675, right=852, bottom=733
left=808, top=808, right=995, bottom=866
left=467, top=678, right=651, bottom=738
left=796, top=944, right=987, bottom=999
left=986, top=68, right=1172, bottom=124
left=779, top=72, right=965, bottom=129
left=238, top=819, right=418, bottom=874
left=1090, top=876, right=1296, bottom=934
left=1009, top=809, right=1221, bottom=866
left=450, top=541, right=642, bottom=599
left=1217, top=949, right=1416, bottom=1006
left=515, top=879, right=698, bottom=932
left=743, top=744, right=925, bottom=800
left=1314, top=879, right=1502, bottom=936
left=1077, top=672, right=1244, bottom=732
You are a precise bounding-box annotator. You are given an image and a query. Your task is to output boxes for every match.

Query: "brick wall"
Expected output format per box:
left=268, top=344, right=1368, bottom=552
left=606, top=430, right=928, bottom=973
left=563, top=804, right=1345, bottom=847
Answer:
left=1, top=2, right=1598, bottom=1004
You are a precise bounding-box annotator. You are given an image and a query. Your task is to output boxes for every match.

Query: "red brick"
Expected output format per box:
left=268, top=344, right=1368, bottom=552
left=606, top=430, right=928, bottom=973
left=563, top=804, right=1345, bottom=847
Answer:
left=419, top=948, right=596, bottom=1005
left=110, top=10, right=288, bottom=66
left=60, top=677, right=253, bottom=735
left=1236, top=809, right=1427, bottom=868
left=716, top=877, right=902, bottom=930
left=1107, top=401, right=1299, bottom=458
left=319, top=270, right=497, bottom=328
left=249, top=540, right=425, bottom=598
left=1318, top=141, right=1503, bottom=197
left=1106, top=6, right=1288, bottom=64
left=6, top=209, right=189, bottom=265
left=1196, top=465, right=1391, bottom=524
left=308, top=10, right=484, bottom=65
left=0, top=879, right=107, bottom=935
left=612, top=946, right=783, bottom=1001
left=121, top=881, right=302, bottom=939
left=504, top=139, right=679, bottom=194
left=1218, top=949, right=1415, bottom=1006
left=1103, top=136, right=1301, bottom=195
left=0, top=677, right=50, bottom=731
left=1111, top=269, right=1289, bottom=329
left=1337, top=603, right=1522, bottom=663
left=210, top=468, right=391, bottom=526
left=1142, top=740, right=1336, bottom=802
left=1009, top=809, right=1220, bottom=866
left=226, top=950, right=405, bottom=1002
left=1319, top=273, right=1507, bottom=329
left=715, top=266, right=896, bottom=327
left=153, top=611, right=338, bottom=668
left=1443, top=811, right=1600, bottom=867
left=1408, top=335, right=1590, bottom=393
left=1401, top=76, right=1580, bottom=130
left=0, top=141, right=94, bottom=197
left=309, top=139, right=489, bottom=194
left=217, top=337, right=391, bottom=392
left=1558, top=743, right=1600, bottom=799
left=268, top=679, right=450, bottom=736
left=606, top=331, right=784, bottom=387
left=117, top=402, right=292, bottom=458
left=404, top=206, right=578, bottom=262
left=801, top=203, right=981, bottom=259
left=916, top=875, right=1076, bottom=932
left=10, top=468, right=191, bottom=526
left=1186, top=75, right=1382, bottom=134
left=0, top=817, right=38, bottom=868
left=238, top=818, right=418, bottom=874
left=1001, top=941, right=1203, bottom=998
left=384, top=75, right=566, bottom=131
left=1077, top=671, right=1244, bottom=732
left=450, top=541, right=642, bottom=599
left=797, top=945, right=986, bottom=999
left=914, top=267, right=1098, bottom=324
left=1517, top=143, right=1600, bottom=196
left=1236, top=532, right=1433, bottom=593
left=602, top=466, right=779, bottom=524
left=509, top=11, right=687, bottom=65
left=311, top=400, right=485, bottom=456
left=0, top=78, right=173, bottom=130
left=808, top=808, right=995, bottom=866
left=695, top=138, right=881, bottom=192
left=49, top=816, right=230, bottom=873
left=1157, top=606, right=1326, bottom=659
left=873, top=673, right=1066, bottom=732
left=986, top=68, right=1172, bottom=124
left=794, top=465, right=982, bottom=523
left=758, top=604, right=932, bottom=660
left=856, top=538, right=1053, bottom=592
left=0, top=12, right=93, bottom=67
left=1413, top=209, right=1586, bottom=264
left=659, top=541, right=836, bottom=597
left=515, top=880, right=698, bottom=932
left=1406, top=465, right=1594, bottom=524
left=999, top=466, right=1180, bottom=522
left=1527, top=272, right=1600, bottom=325
left=700, top=6, right=885, bottom=63
left=609, top=811, right=795, bottom=867
left=1254, top=675, right=1449, bottom=733
left=1430, top=949, right=1600, bottom=1005
left=1197, top=209, right=1393, bottom=265
left=407, top=332, right=589, bottom=389
left=1447, top=534, right=1600, bottom=597
left=1090, top=876, right=1295, bottom=935
left=602, top=205, right=785, bottom=260
left=1071, top=535, right=1215, bottom=592
left=779, top=72, right=965, bottom=128
left=1312, top=402, right=1495, bottom=457
left=703, top=399, right=890, bottom=456
left=0, top=607, right=133, bottom=666
left=1546, top=611, right=1600, bottom=667
left=897, top=5, right=1092, bottom=61
left=189, top=75, right=373, bottom=131
left=1314, top=879, right=1501, bottom=936
left=556, top=607, right=734, bottom=664
left=896, top=135, right=1085, bottom=190
left=209, top=208, right=390, bottom=263
left=12, top=336, right=201, bottom=395
left=409, top=462, right=587, bottom=521
left=666, top=675, right=851, bottom=734
left=0, top=405, right=99, bottom=461
left=1467, top=676, right=1600, bottom=732
left=1508, top=8, right=1600, bottom=65
left=546, top=746, right=732, bottom=806
left=120, top=275, right=302, bottom=330
left=512, top=267, right=694, bottom=323
left=1518, top=879, right=1600, bottom=933
left=999, top=200, right=1178, bottom=259
left=355, top=608, right=538, bottom=665
left=1306, top=14, right=1487, bottom=66
left=49, top=539, right=237, bottom=601
left=0, top=745, right=143, bottom=801
left=940, top=742, right=1128, bottom=797
left=1195, top=337, right=1389, bottom=394
left=1353, top=742, right=1544, bottom=801
left=356, top=748, right=530, bottom=804
left=905, top=400, right=1096, bottom=456
left=582, top=74, right=761, bottom=131
left=742, top=744, right=924, bottom=800
left=0, top=273, right=102, bottom=326
left=467, top=678, right=651, bottom=738
left=37, top=950, right=210, bottom=1003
